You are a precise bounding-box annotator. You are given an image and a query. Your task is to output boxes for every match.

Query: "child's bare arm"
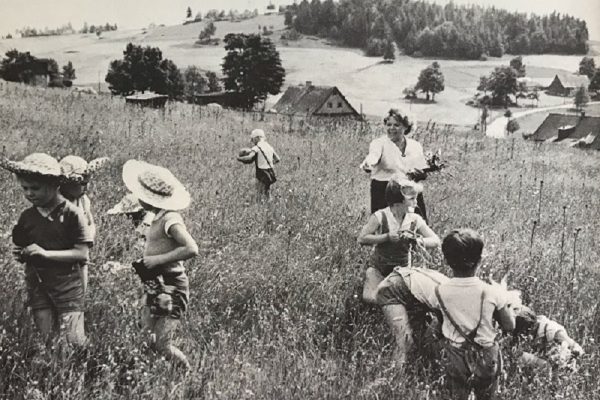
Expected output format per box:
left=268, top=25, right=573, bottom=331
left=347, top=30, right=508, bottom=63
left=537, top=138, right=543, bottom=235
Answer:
left=358, top=215, right=398, bottom=244
left=496, top=305, right=516, bottom=331
left=144, top=224, right=199, bottom=268
left=415, top=223, right=441, bottom=248
left=22, top=243, right=89, bottom=263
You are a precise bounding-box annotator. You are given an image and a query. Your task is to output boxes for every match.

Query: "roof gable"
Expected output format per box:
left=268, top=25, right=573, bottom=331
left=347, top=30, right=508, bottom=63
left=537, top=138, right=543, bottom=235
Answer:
left=531, top=113, right=580, bottom=141
left=555, top=73, right=589, bottom=88
left=273, top=84, right=359, bottom=116
left=532, top=113, right=600, bottom=146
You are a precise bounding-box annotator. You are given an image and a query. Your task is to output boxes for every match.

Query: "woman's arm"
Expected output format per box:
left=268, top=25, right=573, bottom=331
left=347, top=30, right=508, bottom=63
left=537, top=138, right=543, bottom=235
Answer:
left=360, top=139, right=383, bottom=171
left=22, top=243, right=90, bottom=263
left=144, top=224, right=199, bottom=268
left=357, top=214, right=398, bottom=245
left=415, top=222, right=441, bottom=249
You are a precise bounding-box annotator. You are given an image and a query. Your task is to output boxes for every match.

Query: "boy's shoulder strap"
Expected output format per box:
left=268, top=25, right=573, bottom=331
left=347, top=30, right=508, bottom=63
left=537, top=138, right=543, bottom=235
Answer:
left=435, top=285, right=485, bottom=348
left=380, top=209, right=390, bottom=233
left=255, top=143, right=274, bottom=170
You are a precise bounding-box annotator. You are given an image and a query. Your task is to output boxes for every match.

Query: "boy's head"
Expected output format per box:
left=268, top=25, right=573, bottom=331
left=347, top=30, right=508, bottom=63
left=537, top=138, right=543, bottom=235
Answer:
left=385, top=177, right=422, bottom=207
left=442, top=229, right=484, bottom=275
left=250, top=129, right=265, bottom=144
left=16, top=174, right=60, bottom=208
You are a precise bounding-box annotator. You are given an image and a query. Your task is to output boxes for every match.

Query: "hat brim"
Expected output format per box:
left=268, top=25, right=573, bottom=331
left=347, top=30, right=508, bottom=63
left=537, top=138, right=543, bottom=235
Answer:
left=0, top=158, right=62, bottom=179
left=122, top=160, right=191, bottom=211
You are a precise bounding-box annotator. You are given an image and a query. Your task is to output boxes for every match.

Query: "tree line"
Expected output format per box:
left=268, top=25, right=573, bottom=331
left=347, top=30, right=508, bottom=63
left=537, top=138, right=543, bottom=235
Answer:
left=13, top=22, right=117, bottom=38
left=287, top=0, right=589, bottom=59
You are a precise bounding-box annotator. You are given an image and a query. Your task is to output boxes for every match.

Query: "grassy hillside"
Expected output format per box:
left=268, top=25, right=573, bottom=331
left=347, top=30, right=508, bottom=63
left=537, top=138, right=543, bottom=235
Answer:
left=0, top=14, right=597, bottom=125
left=0, top=82, right=599, bottom=399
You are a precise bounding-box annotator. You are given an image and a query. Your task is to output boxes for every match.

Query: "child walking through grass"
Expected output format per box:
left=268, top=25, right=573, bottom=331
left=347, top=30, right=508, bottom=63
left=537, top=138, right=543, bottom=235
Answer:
left=2, top=153, right=94, bottom=346
left=59, top=155, right=109, bottom=293
left=237, top=128, right=280, bottom=200
left=435, top=229, right=515, bottom=400
left=358, top=177, right=440, bottom=304
left=122, top=160, right=198, bottom=370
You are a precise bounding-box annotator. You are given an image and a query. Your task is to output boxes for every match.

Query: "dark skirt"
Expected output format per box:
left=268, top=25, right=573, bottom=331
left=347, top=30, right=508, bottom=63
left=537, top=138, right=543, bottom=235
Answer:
left=370, top=179, right=428, bottom=223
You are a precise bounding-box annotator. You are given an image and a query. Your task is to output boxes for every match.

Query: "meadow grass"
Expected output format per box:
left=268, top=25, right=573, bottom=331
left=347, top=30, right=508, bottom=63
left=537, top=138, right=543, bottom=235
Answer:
left=0, top=82, right=599, bottom=399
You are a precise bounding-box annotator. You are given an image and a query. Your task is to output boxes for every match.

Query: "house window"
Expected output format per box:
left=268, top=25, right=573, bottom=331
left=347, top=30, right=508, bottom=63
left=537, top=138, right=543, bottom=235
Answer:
left=337, top=102, right=342, bottom=108
left=327, top=102, right=332, bottom=108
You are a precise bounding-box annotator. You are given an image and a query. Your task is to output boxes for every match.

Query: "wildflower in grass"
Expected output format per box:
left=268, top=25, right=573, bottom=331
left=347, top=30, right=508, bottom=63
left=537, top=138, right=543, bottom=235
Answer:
left=1, top=153, right=92, bottom=347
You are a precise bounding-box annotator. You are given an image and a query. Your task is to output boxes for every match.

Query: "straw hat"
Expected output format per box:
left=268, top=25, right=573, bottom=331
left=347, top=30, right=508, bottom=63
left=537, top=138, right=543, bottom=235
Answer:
left=60, top=155, right=109, bottom=183
left=0, top=153, right=62, bottom=179
left=122, top=160, right=191, bottom=211
left=107, top=193, right=143, bottom=215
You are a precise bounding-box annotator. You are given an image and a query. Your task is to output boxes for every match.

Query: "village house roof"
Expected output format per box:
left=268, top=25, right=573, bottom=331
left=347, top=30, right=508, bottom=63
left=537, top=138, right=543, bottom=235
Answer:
left=272, top=82, right=360, bottom=117
left=125, top=92, right=168, bottom=108
left=531, top=112, right=600, bottom=150
left=553, top=73, right=590, bottom=89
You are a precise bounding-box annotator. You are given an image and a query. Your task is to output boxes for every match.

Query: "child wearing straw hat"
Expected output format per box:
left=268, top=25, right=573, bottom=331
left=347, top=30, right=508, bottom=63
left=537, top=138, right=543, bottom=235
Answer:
left=357, top=176, right=440, bottom=304
left=236, top=128, right=280, bottom=200
left=59, top=155, right=109, bottom=293
left=2, top=153, right=94, bottom=346
left=122, top=160, right=198, bottom=370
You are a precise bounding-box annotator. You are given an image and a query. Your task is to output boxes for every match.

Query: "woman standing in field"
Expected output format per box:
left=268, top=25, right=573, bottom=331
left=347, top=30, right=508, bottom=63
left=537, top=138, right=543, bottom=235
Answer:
left=360, top=108, right=429, bottom=220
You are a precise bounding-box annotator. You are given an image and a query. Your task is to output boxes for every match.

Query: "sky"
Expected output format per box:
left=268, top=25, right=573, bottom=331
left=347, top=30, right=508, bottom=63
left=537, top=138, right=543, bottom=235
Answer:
left=0, top=0, right=598, bottom=39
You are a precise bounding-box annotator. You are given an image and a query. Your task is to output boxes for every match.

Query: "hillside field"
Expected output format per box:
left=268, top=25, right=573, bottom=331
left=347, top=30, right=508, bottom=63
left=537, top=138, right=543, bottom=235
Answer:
left=0, top=82, right=599, bottom=399
left=0, top=14, right=598, bottom=126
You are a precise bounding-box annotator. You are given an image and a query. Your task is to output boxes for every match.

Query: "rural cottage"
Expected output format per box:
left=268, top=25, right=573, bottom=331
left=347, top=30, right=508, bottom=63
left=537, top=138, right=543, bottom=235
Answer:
left=546, top=73, right=590, bottom=96
left=530, top=112, right=600, bottom=150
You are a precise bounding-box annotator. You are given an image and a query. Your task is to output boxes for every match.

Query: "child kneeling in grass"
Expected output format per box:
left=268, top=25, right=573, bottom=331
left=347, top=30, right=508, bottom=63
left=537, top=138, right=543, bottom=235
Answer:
left=2, top=153, right=93, bottom=346
left=122, top=160, right=198, bottom=370
left=358, top=177, right=440, bottom=304
left=435, top=229, right=515, bottom=400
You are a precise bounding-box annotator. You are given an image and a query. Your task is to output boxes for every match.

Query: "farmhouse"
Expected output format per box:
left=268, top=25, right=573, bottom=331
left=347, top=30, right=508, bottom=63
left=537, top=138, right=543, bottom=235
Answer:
left=271, top=81, right=361, bottom=118
left=28, top=58, right=54, bottom=86
left=530, top=112, right=600, bottom=150
left=546, top=73, right=590, bottom=96
left=125, top=92, right=168, bottom=108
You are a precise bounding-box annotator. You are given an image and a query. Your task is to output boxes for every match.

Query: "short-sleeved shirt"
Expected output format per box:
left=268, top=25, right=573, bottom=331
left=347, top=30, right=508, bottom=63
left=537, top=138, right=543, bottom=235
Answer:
left=433, top=277, right=505, bottom=347
left=252, top=141, right=278, bottom=170
left=14, top=200, right=94, bottom=271
left=143, top=210, right=186, bottom=274
left=362, top=136, right=428, bottom=182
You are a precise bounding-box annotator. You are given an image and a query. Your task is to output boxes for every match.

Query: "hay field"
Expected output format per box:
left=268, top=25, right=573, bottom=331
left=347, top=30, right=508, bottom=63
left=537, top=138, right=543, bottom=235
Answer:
left=0, top=82, right=599, bottom=399
left=1, top=14, right=597, bottom=125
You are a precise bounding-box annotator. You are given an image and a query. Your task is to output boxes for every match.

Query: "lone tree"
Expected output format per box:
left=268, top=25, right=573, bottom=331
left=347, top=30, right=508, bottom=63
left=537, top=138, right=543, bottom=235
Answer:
left=199, top=21, right=216, bottom=42
left=105, top=43, right=183, bottom=98
left=415, top=61, right=445, bottom=101
left=573, top=85, right=590, bottom=113
left=62, top=61, right=76, bottom=80
left=383, top=39, right=395, bottom=62
left=222, top=33, right=285, bottom=109
left=487, top=66, right=518, bottom=107
left=506, top=118, right=520, bottom=136
left=186, top=6, right=192, bottom=19
left=509, top=56, right=526, bottom=77
left=579, top=56, right=596, bottom=79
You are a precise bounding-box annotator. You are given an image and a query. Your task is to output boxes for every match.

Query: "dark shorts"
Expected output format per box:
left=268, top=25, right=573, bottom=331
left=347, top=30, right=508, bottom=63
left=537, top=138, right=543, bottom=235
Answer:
left=444, top=341, right=501, bottom=399
left=256, top=168, right=276, bottom=187
left=145, top=272, right=189, bottom=319
left=376, top=271, right=427, bottom=311
left=26, top=264, right=85, bottom=313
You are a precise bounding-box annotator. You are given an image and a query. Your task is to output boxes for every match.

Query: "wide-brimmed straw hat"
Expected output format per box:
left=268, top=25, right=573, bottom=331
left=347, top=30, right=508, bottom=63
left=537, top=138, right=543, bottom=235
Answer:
left=0, top=153, right=63, bottom=179
left=107, top=193, right=143, bottom=215
left=60, top=155, right=110, bottom=183
left=122, top=160, right=191, bottom=211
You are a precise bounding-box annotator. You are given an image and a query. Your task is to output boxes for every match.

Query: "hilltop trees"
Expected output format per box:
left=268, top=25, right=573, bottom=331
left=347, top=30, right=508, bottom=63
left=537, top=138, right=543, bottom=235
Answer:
left=222, top=33, right=285, bottom=109
left=186, top=7, right=192, bottom=19
left=415, top=62, right=445, bottom=101
left=579, top=57, right=596, bottom=79
left=286, top=0, right=588, bottom=59
left=105, top=43, right=183, bottom=98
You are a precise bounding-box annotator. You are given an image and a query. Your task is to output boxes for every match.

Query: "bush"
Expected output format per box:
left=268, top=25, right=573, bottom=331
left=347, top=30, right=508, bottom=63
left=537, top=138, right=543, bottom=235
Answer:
left=281, top=28, right=301, bottom=41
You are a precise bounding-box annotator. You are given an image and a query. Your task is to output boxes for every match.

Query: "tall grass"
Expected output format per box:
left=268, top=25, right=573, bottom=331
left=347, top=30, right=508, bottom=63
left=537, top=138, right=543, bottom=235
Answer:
left=0, top=81, right=599, bottom=399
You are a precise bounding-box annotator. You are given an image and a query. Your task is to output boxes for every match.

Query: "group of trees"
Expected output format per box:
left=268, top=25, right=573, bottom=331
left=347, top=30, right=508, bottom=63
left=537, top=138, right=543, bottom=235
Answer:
left=106, top=35, right=285, bottom=110
left=0, top=50, right=75, bottom=87
left=105, top=43, right=221, bottom=99
left=17, top=23, right=76, bottom=38
left=80, top=22, right=118, bottom=35
left=286, top=0, right=589, bottom=59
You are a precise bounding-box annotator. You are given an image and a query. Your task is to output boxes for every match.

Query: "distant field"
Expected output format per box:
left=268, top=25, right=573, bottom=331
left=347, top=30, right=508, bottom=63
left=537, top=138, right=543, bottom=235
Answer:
left=0, top=14, right=597, bottom=125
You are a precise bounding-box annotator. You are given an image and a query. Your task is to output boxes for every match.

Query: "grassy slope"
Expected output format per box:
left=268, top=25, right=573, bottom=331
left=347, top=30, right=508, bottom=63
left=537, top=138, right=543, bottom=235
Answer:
left=0, top=82, right=599, bottom=399
left=1, top=14, right=597, bottom=126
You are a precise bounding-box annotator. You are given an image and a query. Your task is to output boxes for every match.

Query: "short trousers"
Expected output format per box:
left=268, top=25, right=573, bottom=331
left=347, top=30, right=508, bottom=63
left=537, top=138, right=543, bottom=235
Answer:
left=256, top=168, right=276, bottom=186
left=145, top=271, right=189, bottom=319
left=376, top=271, right=426, bottom=310
left=25, top=264, right=85, bottom=313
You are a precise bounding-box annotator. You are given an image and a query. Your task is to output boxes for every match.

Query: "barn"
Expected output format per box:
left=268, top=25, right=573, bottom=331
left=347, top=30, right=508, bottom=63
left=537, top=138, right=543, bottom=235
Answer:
left=546, top=74, right=590, bottom=96
left=125, top=92, right=168, bottom=108
left=530, top=112, right=600, bottom=150
left=271, top=82, right=361, bottom=119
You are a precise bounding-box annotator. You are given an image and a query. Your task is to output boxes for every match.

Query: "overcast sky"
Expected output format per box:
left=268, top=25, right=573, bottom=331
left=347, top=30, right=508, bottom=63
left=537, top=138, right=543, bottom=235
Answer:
left=0, top=0, right=598, bottom=39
